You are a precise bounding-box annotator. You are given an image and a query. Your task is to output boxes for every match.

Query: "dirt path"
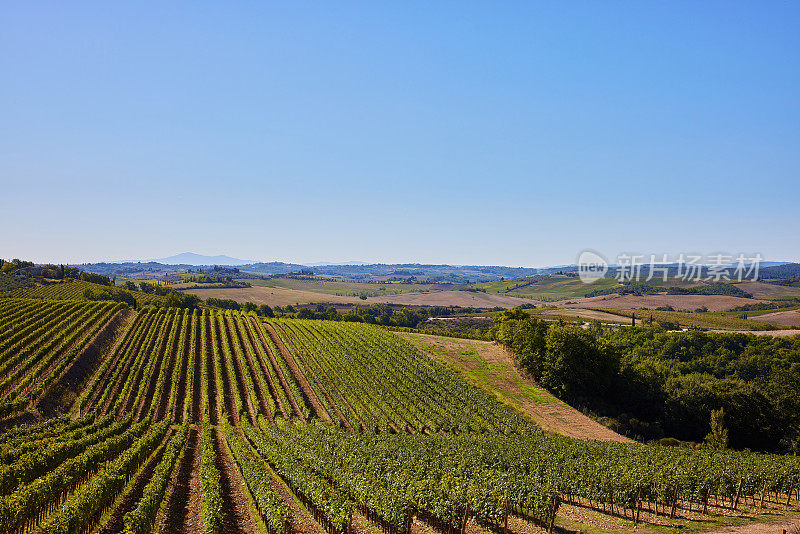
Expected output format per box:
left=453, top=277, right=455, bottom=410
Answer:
left=204, top=315, right=220, bottom=424
left=350, top=511, right=385, bottom=534
left=222, top=316, right=258, bottom=425
left=232, top=319, right=273, bottom=423
left=215, top=318, right=240, bottom=425
left=264, top=323, right=332, bottom=422
left=171, top=315, right=192, bottom=423
left=240, top=318, right=284, bottom=422
left=214, top=429, right=258, bottom=534
left=17, top=305, right=119, bottom=400
left=100, top=312, right=161, bottom=417
left=702, top=514, right=800, bottom=533
left=83, top=309, right=144, bottom=413
left=160, top=426, right=203, bottom=534
left=401, top=332, right=632, bottom=443
left=190, top=317, right=203, bottom=423
left=710, top=329, right=800, bottom=337
left=154, top=323, right=180, bottom=421
left=40, top=307, right=134, bottom=417
left=124, top=314, right=173, bottom=417
left=135, top=324, right=170, bottom=420
left=265, top=461, right=322, bottom=534
left=249, top=317, right=303, bottom=419
left=97, top=428, right=173, bottom=534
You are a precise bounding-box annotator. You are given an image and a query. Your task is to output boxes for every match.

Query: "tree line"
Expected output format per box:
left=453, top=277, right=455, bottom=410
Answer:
left=491, top=309, right=800, bottom=453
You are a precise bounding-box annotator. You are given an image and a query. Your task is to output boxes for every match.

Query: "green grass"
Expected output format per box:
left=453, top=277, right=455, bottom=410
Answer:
left=414, top=335, right=555, bottom=406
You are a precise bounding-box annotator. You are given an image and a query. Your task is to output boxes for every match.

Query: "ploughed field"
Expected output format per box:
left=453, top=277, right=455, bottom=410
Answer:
left=0, top=297, right=799, bottom=534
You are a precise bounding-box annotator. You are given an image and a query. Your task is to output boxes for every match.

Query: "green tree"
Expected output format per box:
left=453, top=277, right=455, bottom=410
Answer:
left=705, top=408, right=729, bottom=449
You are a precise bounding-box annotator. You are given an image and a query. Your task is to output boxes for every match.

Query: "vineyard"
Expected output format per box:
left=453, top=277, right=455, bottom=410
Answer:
left=0, top=298, right=798, bottom=534
left=3, top=279, right=163, bottom=305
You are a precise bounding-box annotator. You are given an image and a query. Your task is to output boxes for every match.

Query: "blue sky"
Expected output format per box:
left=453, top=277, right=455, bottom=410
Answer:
left=2, top=2, right=798, bottom=266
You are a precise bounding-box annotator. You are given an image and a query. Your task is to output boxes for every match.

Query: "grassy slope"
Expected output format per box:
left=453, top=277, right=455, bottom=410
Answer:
left=400, top=331, right=632, bottom=442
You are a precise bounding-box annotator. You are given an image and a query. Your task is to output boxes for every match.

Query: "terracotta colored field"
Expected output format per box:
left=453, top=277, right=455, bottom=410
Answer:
left=400, top=332, right=632, bottom=443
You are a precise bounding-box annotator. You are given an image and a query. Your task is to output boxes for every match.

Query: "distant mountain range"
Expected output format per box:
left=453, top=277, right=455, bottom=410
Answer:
left=303, top=261, right=372, bottom=267
left=148, top=253, right=373, bottom=267
left=72, top=253, right=797, bottom=283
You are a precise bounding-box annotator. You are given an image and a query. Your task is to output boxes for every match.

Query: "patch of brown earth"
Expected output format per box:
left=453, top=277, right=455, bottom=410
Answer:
left=214, top=429, right=258, bottom=534
left=160, top=426, right=203, bottom=534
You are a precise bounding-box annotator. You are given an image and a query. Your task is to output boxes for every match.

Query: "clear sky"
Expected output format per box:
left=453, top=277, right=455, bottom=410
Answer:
left=2, top=2, right=798, bottom=266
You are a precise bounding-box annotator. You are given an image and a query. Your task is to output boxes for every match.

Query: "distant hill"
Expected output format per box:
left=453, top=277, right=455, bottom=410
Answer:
left=151, top=252, right=253, bottom=266
left=760, top=262, right=800, bottom=279
left=303, top=261, right=372, bottom=266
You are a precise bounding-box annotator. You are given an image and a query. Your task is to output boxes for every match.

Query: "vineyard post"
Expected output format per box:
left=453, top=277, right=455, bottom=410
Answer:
left=760, top=479, right=768, bottom=509
left=634, top=489, right=642, bottom=525
left=733, top=478, right=742, bottom=510
left=503, top=500, right=508, bottom=534
left=787, top=477, right=795, bottom=506
left=669, top=484, right=679, bottom=519
left=704, top=487, right=711, bottom=515
left=547, top=495, right=560, bottom=534
left=460, top=504, right=469, bottom=534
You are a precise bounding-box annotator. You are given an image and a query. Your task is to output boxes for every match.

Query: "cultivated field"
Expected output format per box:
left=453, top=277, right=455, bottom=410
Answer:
left=1, top=297, right=799, bottom=534
left=477, top=275, right=620, bottom=300
left=3, top=278, right=163, bottom=305
left=364, top=290, right=536, bottom=308
left=184, top=285, right=364, bottom=307
left=749, top=309, right=800, bottom=327
left=401, top=332, right=631, bottom=442
left=185, top=286, right=538, bottom=309
left=248, top=277, right=436, bottom=297
left=733, top=281, right=800, bottom=299
left=555, top=293, right=764, bottom=312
